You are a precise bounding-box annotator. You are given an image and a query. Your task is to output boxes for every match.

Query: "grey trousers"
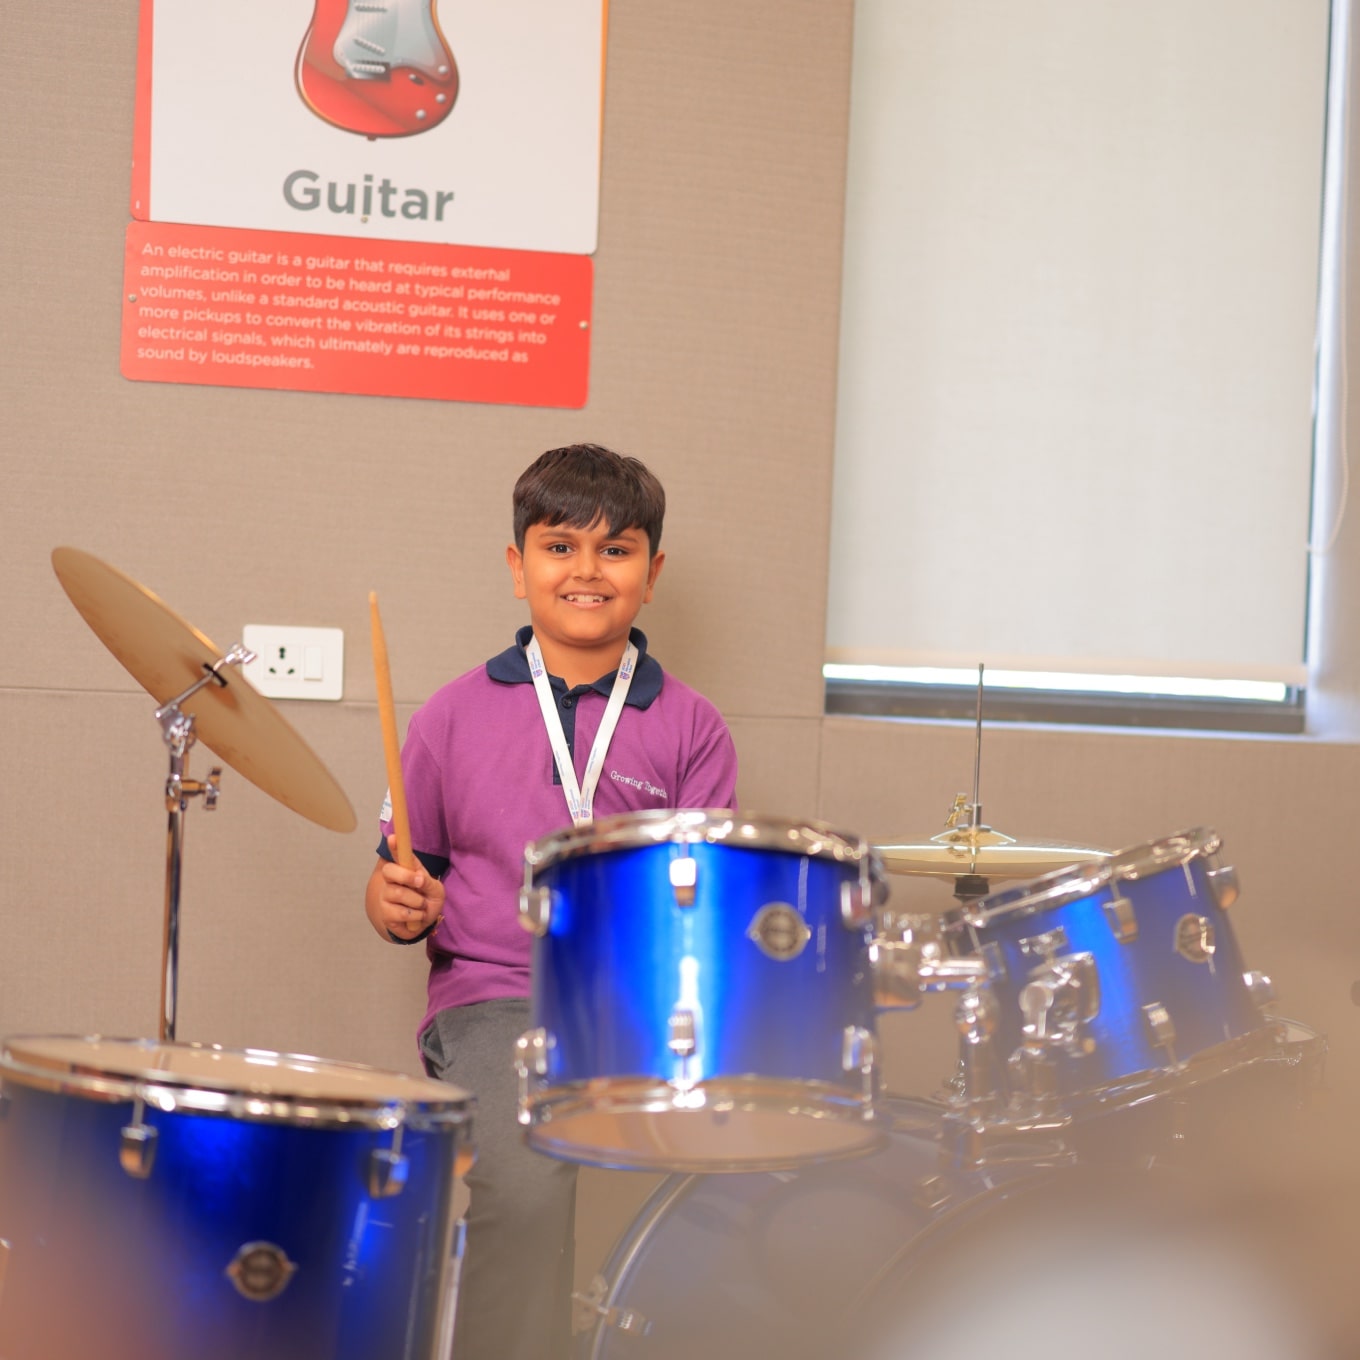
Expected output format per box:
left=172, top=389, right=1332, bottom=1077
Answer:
left=420, top=998, right=579, bottom=1360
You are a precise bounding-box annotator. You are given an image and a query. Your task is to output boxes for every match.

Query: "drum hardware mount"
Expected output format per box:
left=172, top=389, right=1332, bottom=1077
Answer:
left=1017, top=953, right=1100, bottom=1057
left=1018, top=927, right=1069, bottom=959
left=572, top=1272, right=652, bottom=1339
left=119, top=1096, right=158, bottom=1179
left=156, top=646, right=254, bottom=1043
left=514, top=1027, right=552, bottom=1125
left=367, top=1122, right=409, bottom=1199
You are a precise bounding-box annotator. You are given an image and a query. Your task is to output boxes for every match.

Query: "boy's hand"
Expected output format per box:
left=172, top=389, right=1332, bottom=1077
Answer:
left=375, top=834, right=445, bottom=939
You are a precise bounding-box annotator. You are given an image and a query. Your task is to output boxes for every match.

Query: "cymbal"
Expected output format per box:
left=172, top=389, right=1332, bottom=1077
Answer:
left=52, top=547, right=357, bottom=834
left=875, top=823, right=1109, bottom=881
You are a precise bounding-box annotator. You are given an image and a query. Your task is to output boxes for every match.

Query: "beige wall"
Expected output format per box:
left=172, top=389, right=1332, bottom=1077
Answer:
left=5, top=2, right=1360, bottom=1343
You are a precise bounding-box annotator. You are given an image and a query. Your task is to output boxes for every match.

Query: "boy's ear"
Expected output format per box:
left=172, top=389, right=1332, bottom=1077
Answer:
left=506, top=543, right=528, bottom=600
left=643, top=550, right=666, bottom=602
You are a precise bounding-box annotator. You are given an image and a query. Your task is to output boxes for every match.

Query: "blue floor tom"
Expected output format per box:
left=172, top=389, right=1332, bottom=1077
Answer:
left=0, top=1036, right=474, bottom=1360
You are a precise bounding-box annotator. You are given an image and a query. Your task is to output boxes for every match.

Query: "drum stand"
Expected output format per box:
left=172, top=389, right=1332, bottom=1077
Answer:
left=152, top=644, right=254, bottom=1042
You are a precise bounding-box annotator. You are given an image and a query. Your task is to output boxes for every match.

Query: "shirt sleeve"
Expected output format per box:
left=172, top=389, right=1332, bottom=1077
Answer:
left=674, top=701, right=739, bottom=810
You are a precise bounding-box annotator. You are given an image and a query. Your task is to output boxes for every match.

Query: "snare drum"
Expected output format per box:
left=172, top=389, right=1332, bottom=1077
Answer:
left=952, top=828, right=1272, bottom=1112
left=516, top=810, right=886, bottom=1171
left=0, top=1037, right=474, bottom=1360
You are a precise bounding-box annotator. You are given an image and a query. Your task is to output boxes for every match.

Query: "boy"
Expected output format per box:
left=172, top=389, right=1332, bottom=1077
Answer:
left=364, top=444, right=739, bottom=1360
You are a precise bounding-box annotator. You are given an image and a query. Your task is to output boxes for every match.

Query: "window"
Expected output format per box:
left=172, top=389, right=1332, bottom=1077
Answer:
left=826, top=0, right=1336, bottom=733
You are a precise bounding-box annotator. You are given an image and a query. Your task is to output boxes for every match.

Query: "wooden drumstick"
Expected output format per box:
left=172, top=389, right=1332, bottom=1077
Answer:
left=369, top=591, right=417, bottom=872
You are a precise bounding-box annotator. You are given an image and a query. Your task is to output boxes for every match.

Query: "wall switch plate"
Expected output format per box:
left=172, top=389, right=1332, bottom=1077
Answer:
left=242, top=625, right=344, bottom=701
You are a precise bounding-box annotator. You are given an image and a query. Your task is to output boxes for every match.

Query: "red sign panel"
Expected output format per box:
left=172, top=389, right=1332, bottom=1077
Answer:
left=122, top=220, right=592, bottom=408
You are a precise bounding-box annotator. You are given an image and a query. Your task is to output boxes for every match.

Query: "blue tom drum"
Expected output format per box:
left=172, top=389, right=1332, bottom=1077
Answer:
left=950, top=827, right=1274, bottom=1114
left=516, top=809, right=886, bottom=1171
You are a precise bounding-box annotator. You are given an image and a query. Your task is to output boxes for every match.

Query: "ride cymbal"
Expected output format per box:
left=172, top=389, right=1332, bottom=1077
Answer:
left=52, top=547, right=357, bottom=833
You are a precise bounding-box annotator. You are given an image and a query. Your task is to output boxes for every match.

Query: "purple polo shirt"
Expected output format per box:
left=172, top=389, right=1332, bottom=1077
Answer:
left=379, top=627, right=738, bottom=1039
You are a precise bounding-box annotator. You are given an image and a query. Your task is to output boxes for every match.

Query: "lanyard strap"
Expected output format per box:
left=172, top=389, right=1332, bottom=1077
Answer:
left=526, top=635, right=637, bottom=826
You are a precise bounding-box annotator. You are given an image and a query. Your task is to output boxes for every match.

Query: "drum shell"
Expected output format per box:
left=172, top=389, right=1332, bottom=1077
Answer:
left=574, top=1097, right=1053, bottom=1360
left=964, top=842, right=1264, bottom=1094
left=533, top=837, right=877, bottom=1092
left=0, top=1042, right=469, bottom=1360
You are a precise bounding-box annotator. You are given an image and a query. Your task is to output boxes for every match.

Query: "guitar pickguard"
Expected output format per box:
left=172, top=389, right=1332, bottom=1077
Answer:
left=296, top=0, right=458, bottom=138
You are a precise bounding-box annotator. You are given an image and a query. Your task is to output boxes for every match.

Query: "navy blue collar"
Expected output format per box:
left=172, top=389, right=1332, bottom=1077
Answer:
left=486, top=626, right=663, bottom=708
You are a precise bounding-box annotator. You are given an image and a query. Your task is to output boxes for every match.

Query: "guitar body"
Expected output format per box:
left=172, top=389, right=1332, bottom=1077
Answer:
left=296, top=0, right=458, bottom=138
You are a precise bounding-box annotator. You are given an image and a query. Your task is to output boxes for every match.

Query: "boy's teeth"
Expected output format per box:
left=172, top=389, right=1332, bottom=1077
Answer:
left=566, top=593, right=606, bottom=602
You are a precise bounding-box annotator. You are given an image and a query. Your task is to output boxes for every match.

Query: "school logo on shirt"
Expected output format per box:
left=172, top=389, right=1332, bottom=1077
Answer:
left=609, top=769, right=667, bottom=800
left=379, top=787, right=392, bottom=822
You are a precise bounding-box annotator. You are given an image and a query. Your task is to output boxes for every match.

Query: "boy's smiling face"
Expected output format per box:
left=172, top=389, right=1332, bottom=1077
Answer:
left=506, top=518, right=665, bottom=685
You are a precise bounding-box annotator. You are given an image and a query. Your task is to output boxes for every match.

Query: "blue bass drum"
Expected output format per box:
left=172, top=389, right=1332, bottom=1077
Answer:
left=517, top=810, right=886, bottom=1171
left=952, top=827, right=1273, bottom=1113
left=572, top=1097, right=1066, bottom=1360
left=0, top=1037, right=474, bottom=1360
left=574, top=1087, right=1327, bottom=1360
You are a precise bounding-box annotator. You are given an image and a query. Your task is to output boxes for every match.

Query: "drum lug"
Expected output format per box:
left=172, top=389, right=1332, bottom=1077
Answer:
left=368, top=1125, right=409, bottom=1199
left=514, top=1027, right=552, bottom=1124
left=518, top=883, right=552, bottom=936
left=1243, top=970, right=1275, bottom=1009
left=839, top=863, right=875, bottom=928
left=669, top=855, right=698, bottom=907
left=841, top=1026, right=877, bottom=1100
left=1103, top=893, right=1138, bottom=943
left=572, top=1272, right=652, bottom=1339
left=119, top=1099, right=158, bottom=1180
left=1141, top=1001, right=1179, bottom=1062
left=667, top=1008, right=697, bottom=1058
left=1206, top=863, right=1239, bottom=909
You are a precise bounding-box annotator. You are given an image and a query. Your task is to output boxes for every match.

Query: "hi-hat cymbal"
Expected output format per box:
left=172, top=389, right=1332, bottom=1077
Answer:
left=875, top=823, right=1109, bottom=881
left=52, top=547, right=357, bottom=834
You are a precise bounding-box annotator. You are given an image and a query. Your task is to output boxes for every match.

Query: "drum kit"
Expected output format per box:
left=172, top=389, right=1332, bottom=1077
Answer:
left=0, top=555, right=1327, bottom=1359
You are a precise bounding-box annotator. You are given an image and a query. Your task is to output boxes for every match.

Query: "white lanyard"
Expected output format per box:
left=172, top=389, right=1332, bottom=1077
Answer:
left=526, top=635, right=637, bottom=826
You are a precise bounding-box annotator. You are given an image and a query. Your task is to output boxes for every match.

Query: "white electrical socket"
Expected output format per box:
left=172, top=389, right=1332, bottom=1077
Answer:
left=242, top=625, right=344, bottom=701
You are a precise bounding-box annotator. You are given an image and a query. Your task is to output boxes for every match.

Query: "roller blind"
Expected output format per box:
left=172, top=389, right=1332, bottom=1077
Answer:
left=827, top=0, right=1332, bottom=686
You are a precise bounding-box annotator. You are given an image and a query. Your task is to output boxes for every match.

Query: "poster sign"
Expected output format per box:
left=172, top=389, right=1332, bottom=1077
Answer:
left=125, top=0, right=604, bottom=407
left=123, top=220, right=592, bottom=406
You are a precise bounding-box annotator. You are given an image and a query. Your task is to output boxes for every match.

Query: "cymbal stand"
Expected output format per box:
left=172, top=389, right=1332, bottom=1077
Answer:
left=153, top=643, right=255, bottom=1042
left=952, top=663, right=992, bottom=902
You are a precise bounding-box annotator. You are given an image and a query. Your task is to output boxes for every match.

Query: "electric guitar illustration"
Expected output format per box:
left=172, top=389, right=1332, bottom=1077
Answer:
left=296, top=0, right=459, bottom=138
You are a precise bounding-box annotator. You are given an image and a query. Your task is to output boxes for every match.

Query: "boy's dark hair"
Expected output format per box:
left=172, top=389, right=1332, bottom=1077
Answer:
left=513, top=443, right=666, bottom=556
